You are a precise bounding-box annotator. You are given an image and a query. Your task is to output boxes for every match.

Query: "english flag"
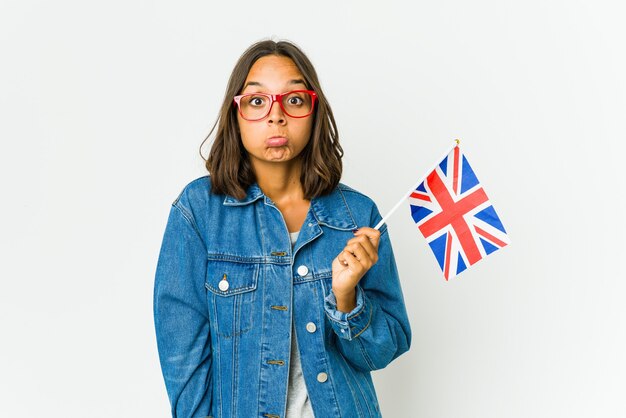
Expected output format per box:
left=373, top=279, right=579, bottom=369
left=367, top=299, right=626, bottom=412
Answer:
left=409, top=145, right=510, bottom=280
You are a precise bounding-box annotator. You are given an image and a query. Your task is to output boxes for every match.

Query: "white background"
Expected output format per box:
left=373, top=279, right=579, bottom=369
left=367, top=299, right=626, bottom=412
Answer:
left=1, top=0, right=625, bottom=417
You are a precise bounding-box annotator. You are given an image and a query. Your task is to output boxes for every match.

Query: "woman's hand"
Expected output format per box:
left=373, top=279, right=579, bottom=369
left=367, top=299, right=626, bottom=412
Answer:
left=331, top=227, right=381, bottom=312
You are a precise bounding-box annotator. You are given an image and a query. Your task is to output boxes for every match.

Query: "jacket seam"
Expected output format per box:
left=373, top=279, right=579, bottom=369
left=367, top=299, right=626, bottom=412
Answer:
left=356, top=330, right=376, bottom=370
left=351, top=303, right=373, bottom=341
left=337, top=187, right=359, bottom=227
left=232, top=308, right=239, bottom=417
left=336, top=352, right=365, bottom=418
left=353, top=371, right=378, bottom=417
left=172, top=202, right=208, bottom=252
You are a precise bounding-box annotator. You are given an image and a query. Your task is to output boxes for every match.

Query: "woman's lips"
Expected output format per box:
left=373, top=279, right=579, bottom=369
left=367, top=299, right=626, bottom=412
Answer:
left=267, top=137, right=288, bottom=147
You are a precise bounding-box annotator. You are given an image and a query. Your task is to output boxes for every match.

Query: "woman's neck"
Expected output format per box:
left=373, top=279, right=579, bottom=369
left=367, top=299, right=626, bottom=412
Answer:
left=253, top=159, right=311, bottom=233
left=253, top=159, right=305, bottom=203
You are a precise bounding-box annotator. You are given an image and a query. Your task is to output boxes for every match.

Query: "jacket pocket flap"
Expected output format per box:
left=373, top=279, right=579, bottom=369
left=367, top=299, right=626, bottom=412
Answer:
left=205, top=260, right=259, bottom=296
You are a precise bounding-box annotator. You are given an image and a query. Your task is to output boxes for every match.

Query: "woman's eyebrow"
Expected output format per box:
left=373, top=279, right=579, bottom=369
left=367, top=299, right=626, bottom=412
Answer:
left=287, top=79, right=307, bottom=86
left=242, top=79, right=307, bottom=91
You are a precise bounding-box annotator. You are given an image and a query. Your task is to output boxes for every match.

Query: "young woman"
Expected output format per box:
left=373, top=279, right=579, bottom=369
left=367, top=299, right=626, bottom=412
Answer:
left=154, top=39, right=411, bottom=418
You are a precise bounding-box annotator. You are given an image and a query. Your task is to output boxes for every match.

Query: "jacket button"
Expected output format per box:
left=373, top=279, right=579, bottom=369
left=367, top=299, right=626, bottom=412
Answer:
left=306, top=322, right=316, bottom=333
left=296, top=265, right=309, bottom=276
left=218, top=279, right=229, bottom=291
left=317, top=372, right=328, bottom=383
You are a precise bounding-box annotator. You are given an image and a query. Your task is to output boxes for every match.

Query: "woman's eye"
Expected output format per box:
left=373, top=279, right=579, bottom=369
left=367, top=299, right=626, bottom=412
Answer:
left=249, top=97, right=266, bottom=106
left=287, top=96, right=303, bottom=105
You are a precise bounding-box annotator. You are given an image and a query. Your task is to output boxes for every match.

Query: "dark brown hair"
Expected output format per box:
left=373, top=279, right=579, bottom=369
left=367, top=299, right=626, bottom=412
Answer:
left=199, top=39, right=343, bottom=200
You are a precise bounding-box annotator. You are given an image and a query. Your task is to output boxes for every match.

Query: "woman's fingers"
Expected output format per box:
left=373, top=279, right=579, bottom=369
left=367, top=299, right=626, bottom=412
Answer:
left=343, top=243, right=374, bottom=267
left=344, top=239, right=377, bottom=265
left=353, top=227, right=381, bottom=248
left=337, top=249, right=355, bottom=266
left=339, top=244, right=376, bottom=273
left=334, top=227, right=381, bottom=277
left=340, top=249, right=365, bottom=274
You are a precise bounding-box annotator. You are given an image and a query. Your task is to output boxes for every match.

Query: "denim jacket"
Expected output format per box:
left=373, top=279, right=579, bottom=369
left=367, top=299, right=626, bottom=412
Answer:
left=153, top=176, right=411, bottom=418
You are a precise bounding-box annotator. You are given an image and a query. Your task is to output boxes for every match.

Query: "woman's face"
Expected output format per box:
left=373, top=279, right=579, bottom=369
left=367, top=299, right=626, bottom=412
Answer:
left=236, top=55, right=314, bottom=169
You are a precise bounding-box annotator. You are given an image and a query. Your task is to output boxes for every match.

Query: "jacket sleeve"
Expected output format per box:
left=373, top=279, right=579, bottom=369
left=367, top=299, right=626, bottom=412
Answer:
left=153, top=202, right=212, bottom=417
left=323, top=207, right=412, bottom=371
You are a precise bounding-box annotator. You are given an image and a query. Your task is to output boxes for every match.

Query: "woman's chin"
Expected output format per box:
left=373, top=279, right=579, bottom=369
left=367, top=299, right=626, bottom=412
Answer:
left=265, top=148, right=292, bottom=161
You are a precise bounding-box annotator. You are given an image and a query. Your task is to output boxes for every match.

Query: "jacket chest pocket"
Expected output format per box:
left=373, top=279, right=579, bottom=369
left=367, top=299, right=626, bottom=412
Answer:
left=205, top=260, right=259, bottom=338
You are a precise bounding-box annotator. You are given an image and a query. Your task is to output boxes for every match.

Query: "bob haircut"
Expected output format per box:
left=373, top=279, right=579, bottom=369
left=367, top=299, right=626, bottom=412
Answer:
left=200, top=39, right=343, bottom=200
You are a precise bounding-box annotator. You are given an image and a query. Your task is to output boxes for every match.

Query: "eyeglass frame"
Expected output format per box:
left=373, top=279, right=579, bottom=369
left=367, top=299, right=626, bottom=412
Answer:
left=233, top=90, right=318, bottom=121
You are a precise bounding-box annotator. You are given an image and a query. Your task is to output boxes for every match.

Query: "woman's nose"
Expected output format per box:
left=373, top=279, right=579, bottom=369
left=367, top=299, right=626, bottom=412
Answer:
left=266, top=99, right=286, bottom=124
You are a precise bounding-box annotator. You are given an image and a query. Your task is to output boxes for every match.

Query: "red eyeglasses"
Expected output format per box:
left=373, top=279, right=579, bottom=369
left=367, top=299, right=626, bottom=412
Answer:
left=233, top=90, right=317, bottom=121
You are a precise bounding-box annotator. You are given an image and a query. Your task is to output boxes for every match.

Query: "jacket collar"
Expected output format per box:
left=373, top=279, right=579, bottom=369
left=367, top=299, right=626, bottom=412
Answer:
left=223, top=183, right=265, bottom=206
left=223, top=183, right=357, bottom=230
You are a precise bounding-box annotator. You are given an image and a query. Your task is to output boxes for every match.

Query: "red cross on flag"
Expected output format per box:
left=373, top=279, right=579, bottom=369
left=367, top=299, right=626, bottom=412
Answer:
left=408, top=143, right=510, bottom=280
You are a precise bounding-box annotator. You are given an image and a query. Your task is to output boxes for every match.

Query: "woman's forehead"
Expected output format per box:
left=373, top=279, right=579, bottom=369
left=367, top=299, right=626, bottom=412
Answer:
left=242, top=55, right=306, bottom=91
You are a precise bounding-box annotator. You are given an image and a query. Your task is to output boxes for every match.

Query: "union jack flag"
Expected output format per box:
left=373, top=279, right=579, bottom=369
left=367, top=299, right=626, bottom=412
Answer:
left=409, top=145, right=510, bottom=280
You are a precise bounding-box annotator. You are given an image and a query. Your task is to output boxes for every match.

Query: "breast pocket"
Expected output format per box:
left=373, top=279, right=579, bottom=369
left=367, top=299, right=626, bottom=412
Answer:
left=205, top=260, right=259, bottom=338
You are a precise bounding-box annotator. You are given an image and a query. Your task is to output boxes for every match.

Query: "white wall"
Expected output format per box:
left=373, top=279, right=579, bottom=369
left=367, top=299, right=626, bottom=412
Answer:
left=1, top=1, right=624, bottom=417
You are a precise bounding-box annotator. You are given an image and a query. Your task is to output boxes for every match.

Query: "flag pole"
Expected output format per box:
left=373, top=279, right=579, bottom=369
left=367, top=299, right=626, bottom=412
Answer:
left=374, top=139, right=460, bottom=231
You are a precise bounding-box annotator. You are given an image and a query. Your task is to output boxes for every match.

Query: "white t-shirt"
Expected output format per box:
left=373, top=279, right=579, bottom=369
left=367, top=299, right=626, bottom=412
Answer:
left=285, top=230, right=315, bottom=418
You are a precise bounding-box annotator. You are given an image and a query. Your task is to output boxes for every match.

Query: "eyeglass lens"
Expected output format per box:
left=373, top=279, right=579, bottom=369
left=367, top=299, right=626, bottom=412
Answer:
left=239, top=91, right=313, bottom=120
